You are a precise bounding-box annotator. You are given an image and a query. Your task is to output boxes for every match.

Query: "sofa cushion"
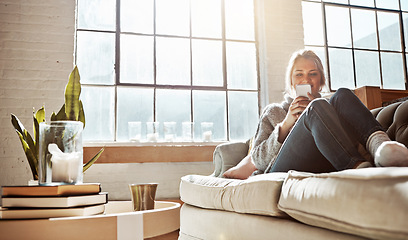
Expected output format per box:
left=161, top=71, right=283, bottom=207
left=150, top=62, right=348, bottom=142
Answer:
left=278, top=167, right=408, bottom=240
left=180, top=173, right=288, bottom=217
left=179, top=203, right=368, bottom=240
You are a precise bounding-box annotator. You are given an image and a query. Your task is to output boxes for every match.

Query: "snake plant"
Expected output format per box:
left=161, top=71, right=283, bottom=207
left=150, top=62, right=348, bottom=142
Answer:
left=11, top=66, right=104, bottom=180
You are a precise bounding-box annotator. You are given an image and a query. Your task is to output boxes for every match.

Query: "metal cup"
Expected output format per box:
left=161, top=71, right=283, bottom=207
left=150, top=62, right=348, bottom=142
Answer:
left=129, top=183, right=158, bottom=211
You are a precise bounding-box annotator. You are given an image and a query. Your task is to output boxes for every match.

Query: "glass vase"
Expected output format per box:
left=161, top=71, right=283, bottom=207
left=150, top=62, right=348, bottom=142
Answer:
left=38, top=121, right=84, bottom=185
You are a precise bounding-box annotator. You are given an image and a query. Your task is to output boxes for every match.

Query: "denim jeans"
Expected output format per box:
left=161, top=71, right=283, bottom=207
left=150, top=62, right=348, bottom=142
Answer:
left=269, top=88, right=384, bottom=173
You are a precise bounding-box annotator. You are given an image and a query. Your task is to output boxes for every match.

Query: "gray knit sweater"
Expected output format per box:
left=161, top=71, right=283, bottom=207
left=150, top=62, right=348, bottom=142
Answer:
left=250, top=94, right=293, bottom=174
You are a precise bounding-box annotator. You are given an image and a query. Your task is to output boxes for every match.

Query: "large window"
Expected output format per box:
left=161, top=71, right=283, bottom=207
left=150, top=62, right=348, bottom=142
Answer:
left=76, top=0, right=260, bottom=142
left=302, top=0, right=408, bottom=91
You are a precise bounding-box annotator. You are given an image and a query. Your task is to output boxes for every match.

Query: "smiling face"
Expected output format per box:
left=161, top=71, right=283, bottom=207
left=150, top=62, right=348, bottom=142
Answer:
left=291, top=57, right=322, bottom=98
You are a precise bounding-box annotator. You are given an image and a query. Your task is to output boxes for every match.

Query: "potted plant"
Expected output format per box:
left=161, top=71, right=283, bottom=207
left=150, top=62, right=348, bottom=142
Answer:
left=10, top=66, right=104, bottom=181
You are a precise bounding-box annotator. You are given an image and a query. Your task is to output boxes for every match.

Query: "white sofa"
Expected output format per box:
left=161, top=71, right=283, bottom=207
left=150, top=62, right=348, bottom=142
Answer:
left=178, top=100, right=408, bottom=240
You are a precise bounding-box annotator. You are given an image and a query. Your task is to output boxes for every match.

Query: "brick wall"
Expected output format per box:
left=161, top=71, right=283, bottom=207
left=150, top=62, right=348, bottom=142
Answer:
left=0, top=0, right=75, bottom=187
left=259, top=0, right=304, bottom=106
left=0, top=0, right=304, bottom=200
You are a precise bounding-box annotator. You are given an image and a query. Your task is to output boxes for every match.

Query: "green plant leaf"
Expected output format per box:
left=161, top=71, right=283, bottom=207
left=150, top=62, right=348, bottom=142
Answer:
left=83, top=147, right=105, bottom=172
left=11, top=114, right=36, bottom=154
left=65, top=66, right=81, bottom=121
left=33, top=107, right=45, bottom=157
left=15, top=130, right=38, bottom=180
left=51, top=103, right=67, bottom=121
left=23, top=128, right=37, bottom=163
left=78, top=100, right=86, bottom=128
left=11, top=114, right=38, bottom=180
left=34, top=107, right=45, bottom=125
left=11, top=114, right=24, bottom=136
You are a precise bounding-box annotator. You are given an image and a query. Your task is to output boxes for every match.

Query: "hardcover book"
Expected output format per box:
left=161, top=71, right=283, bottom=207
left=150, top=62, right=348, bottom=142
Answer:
left=1, top=183, right=101, bottom=197
left=0, top=204, right=106, bottom=219
left=2, top=192, right=108, bottom=208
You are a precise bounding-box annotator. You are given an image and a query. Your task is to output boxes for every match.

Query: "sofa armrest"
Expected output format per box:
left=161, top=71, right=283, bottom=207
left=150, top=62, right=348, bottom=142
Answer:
left=372, top=100, right=408, bottom=147
left=211, top=141, right=249, bottom=178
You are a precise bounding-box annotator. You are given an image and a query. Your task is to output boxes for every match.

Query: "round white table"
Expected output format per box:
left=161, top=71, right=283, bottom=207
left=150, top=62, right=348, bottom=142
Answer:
left=0, top=201, right=181, bottom=240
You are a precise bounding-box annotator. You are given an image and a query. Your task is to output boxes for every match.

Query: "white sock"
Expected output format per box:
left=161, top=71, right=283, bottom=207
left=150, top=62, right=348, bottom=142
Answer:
left=374, top=141, right=408, bottom=167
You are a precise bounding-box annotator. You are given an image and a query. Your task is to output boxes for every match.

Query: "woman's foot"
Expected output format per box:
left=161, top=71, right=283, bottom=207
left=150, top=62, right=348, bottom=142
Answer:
left=375, top=141, right=408, bottom=167
left=223, top=155, right=257, bottom=180
left=355, top=161, right=373, bottom=169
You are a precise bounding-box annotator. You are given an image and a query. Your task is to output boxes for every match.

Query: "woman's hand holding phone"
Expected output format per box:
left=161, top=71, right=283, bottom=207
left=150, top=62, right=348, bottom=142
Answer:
left=296, top=84, right=311, bottom=99
left=287, top=84, right=313, bottom=125
left=279, top=84, right=315, bottom=143
left=278, top=96, right=310, bottom=143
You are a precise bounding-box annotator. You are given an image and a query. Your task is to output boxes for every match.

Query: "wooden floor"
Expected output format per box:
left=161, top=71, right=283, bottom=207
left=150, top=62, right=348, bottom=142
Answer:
left=146, top=230, right=179, bottom=240
left=145, top=199, right=183, bottom=240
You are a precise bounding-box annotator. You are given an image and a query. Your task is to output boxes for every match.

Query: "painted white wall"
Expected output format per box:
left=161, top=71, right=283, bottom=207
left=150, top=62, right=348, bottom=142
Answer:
left=0, top=0, right=304, bottom=200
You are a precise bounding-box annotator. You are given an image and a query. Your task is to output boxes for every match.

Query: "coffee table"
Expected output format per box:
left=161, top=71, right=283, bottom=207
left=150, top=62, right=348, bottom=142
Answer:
left=0, top=201, right=180, bottom=240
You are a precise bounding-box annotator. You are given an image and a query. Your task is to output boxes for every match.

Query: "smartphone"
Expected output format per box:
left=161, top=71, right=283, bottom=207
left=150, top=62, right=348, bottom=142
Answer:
left=296, top=84, right=311, bottom=98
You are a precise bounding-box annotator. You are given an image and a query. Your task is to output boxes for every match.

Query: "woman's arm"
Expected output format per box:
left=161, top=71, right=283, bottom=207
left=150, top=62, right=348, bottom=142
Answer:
left=251, top=95, right=312, bottom=173
left=250, top=105, right=287, bottom=173
left=278, top=95, right=311, bottom=143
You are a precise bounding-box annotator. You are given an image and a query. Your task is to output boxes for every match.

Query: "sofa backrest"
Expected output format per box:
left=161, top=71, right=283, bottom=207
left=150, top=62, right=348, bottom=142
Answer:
left=371, top=100, right=408, bottom=147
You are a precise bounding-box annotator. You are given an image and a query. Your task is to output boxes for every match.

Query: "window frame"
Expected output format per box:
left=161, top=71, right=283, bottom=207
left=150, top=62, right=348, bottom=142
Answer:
left=75, top=0, right=261, bottom=143
left=303, top=0, right=408, bottom=91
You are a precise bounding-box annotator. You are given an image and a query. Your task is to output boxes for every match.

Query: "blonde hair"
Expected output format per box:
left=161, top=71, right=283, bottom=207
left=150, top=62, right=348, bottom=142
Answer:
left=284, top=49, right=326, bottom=95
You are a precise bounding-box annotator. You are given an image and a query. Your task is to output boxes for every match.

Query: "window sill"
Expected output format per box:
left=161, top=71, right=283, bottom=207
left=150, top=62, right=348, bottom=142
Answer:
left=84, top=141, right=224, bottom=147
left=83, top=141, right=224, bottom=164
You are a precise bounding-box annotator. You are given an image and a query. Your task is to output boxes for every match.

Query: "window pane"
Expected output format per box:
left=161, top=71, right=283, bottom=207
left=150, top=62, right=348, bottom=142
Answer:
left=117, top=87, right=154, bottom=141
left=351, top=9, right=378, bottom=50
left=156, top=0, right=189, bottom=36
left=349, top=0, right=374, bottom=7
left=228, top=91, right=258, bottom=141
left=156, top=89, right=191, bottom=139
left=77, top=0, right=260, bottom=143
left=402, top=0, right=408, bottom=11
left=403, top=13, right=408, bottom=51
left=354, top=50, right=381, bottom=88
left=121, top=0, right=153, bottom=34
left=120, top=35, right=154, bottom=84
left=381, top=52, right=405, bottom=90
left=328, top=48, right=355, bottom=90
left=191, top=0, right=222, bottom=38
left=81, top=86, right=115, bottom=141
left=193, top=91, right=226, bottom=141
left=226, top=42, right=257, bottom=90
left=76, top=31, right=115, bottom=85
left=378, top=11, right=401, bottom=51
left=225, top=0, right=255, bottom=40
left=156, top=37, right=191, bottom=85
left=326, top=6, right=352, bottom=47
left=77, top=0, right=115, bottom=31
left=376, top=0, right=399, bottom=10
left=192, top=39, right=223, bottom=86
left=302, top=2, right=324, bottom=46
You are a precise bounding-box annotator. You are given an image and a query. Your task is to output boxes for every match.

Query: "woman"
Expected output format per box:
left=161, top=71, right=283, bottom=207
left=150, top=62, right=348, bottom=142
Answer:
left=224, top=49, right=408, bottom=179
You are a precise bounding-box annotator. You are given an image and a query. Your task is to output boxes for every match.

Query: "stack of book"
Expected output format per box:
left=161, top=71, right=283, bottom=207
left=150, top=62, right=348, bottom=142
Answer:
left=0, top=183, right=107, bottom=219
